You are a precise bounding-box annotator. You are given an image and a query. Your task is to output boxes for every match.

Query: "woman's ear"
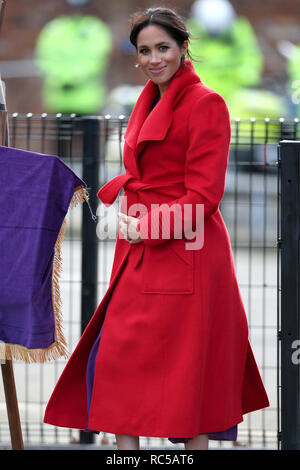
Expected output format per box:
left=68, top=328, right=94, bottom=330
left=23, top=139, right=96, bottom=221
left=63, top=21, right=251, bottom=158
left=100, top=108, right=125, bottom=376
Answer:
left=182, top=40, right=189, bottom=56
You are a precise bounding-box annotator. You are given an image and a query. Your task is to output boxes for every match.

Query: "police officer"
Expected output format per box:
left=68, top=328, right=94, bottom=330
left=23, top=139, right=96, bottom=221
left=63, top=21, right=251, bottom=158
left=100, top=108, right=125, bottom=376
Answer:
left=35, top=0, right=112, bottom=114
left=187, top=0, right=286, bottom=121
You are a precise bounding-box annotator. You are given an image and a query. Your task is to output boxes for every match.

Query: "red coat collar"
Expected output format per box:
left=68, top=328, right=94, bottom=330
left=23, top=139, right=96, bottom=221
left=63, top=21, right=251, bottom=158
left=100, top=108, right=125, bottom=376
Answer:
left=124, top=58, right=201, bottom=156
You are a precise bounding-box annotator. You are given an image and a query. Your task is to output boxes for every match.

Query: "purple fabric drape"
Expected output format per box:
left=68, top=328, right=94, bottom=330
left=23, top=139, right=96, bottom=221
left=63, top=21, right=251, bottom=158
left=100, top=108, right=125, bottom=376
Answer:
left=0, top=144, right=86, bottom=362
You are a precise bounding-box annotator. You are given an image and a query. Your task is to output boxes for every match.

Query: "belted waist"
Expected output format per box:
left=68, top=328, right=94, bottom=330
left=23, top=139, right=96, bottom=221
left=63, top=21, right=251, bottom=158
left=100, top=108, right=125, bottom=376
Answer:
left=97, top=172, right=185, bottom=207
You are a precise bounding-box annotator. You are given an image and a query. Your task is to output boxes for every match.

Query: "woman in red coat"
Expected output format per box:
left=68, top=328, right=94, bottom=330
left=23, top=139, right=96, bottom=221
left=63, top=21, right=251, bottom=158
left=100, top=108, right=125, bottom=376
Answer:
left=43, top=7, right=270, bottom=450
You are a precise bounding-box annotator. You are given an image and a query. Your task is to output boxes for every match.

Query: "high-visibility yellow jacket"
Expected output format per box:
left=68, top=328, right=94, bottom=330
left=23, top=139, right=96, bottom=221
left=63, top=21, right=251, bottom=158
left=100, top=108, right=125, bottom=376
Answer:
left=35, top=15, right=112, bottom=114
left=186, top=16, right=263, bottom=100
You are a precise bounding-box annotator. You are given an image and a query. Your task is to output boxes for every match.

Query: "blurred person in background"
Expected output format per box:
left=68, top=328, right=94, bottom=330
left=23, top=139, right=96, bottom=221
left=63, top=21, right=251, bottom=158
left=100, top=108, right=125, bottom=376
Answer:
left=284, top=41, right=300, bottom=119
left=187, top=0, right=286, bottom=120
left=187, top=0, right=263, bottom=102
left=34, top=0, right=112, bottom=115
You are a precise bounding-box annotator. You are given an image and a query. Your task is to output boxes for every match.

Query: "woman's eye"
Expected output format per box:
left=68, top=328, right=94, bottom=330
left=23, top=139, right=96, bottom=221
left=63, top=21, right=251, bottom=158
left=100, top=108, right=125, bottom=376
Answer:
left=139, top=46, right=168, bottom=55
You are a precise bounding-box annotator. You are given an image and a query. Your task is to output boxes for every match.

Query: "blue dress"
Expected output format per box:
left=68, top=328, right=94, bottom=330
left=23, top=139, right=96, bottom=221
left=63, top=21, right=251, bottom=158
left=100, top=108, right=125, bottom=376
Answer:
left=84, top=93, right=238, bottom=444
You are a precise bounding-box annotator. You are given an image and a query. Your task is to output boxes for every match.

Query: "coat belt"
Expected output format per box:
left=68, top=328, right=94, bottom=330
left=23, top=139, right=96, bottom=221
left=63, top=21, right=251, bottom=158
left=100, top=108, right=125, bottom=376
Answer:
left=97, top=173, right=185, bottom=270
left=97, top=173, right=136, bottom=206
left=97, top=172, right=185, bottom=207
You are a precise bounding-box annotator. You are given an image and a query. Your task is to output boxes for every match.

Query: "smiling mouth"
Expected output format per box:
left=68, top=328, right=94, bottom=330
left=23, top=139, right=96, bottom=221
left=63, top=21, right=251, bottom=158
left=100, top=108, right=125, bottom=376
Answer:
left=149, top=66, right=166, bottom=74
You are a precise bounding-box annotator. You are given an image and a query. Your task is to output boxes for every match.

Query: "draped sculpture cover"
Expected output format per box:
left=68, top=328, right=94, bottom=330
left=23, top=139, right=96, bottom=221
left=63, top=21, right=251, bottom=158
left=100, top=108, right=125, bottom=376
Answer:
left=0, top=145, right=87, bottom=363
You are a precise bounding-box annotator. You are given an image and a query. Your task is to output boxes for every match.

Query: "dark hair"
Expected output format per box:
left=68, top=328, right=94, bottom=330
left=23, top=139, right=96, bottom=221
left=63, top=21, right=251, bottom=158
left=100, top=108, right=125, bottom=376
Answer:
left=129, top=6, right=202, bottom=72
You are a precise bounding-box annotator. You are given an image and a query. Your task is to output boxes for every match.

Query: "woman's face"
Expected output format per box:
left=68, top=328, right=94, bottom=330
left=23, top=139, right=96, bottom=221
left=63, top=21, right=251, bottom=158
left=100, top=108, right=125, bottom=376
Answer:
left=136, top=25, right=188, bottom=97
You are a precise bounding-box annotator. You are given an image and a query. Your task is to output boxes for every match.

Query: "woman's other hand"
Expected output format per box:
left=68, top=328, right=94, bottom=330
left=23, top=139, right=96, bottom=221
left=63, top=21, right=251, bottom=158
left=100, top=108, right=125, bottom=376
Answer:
left=118, top=212, right=143, bottom=244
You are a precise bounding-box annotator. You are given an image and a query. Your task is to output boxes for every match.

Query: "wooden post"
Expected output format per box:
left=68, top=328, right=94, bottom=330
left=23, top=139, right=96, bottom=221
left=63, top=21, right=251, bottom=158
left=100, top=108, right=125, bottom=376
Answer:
left=1, top=361, right=24, bottom=450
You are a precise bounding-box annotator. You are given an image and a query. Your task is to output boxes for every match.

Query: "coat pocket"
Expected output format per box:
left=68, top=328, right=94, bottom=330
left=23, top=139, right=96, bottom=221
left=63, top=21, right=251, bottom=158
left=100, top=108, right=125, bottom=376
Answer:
left=142, top=238, right=194, bottom=294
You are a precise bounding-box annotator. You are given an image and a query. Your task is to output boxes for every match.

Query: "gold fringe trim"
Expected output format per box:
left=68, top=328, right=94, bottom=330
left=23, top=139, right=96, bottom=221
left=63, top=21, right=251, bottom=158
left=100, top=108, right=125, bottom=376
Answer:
left=0, top=186, right=89, bottom=363
left=70, top=184, right=89, bottom=208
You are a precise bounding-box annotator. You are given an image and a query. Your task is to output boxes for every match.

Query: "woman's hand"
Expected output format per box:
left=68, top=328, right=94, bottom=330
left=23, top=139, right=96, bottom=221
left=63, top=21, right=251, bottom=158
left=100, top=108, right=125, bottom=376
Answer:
left=118, top=212, right=143, bottom=244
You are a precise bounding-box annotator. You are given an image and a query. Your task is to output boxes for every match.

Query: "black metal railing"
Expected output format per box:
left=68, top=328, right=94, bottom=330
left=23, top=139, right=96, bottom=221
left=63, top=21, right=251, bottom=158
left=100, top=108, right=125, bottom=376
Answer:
left=277, top=140, right=300, bottom=450
left=0, top=113, right=299, bottom=449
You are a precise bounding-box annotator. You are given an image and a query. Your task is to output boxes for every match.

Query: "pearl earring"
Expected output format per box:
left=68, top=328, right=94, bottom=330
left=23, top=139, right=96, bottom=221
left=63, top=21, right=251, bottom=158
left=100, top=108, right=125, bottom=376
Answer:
left=135, top=63, right=140, bottom=68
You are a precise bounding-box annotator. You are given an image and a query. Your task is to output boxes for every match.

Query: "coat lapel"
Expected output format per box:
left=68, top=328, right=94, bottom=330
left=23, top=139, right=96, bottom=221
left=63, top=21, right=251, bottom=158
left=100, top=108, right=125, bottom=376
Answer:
left=123, top=79, right=157, bottom=161
left=124, top=59, right=201, bottom=164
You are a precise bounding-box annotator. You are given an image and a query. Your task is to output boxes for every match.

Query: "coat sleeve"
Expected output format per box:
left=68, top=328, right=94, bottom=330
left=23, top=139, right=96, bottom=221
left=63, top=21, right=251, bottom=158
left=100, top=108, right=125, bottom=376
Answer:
left=137, top=91, right=231, bottom=247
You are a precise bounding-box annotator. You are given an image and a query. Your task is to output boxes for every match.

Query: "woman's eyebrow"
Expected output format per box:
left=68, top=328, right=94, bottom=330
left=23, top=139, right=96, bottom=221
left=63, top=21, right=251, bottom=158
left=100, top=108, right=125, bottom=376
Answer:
left=138, top=41, right=171, bottom=49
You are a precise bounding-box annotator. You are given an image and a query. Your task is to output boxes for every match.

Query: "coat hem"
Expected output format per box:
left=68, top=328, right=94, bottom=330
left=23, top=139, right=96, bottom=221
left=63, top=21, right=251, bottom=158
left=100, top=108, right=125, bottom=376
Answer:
left=43, top=417, right=84, bottom=430
left=242, top=399, right=270, bottom=416
left=44, top=399, right=270, bottom=437
left=75, top=414, right=245, bottom=440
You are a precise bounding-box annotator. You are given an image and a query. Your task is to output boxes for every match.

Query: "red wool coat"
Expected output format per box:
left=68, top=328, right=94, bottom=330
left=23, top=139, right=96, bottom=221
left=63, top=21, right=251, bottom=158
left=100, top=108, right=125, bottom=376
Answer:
left=43, top=59, right=269, bottom=438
